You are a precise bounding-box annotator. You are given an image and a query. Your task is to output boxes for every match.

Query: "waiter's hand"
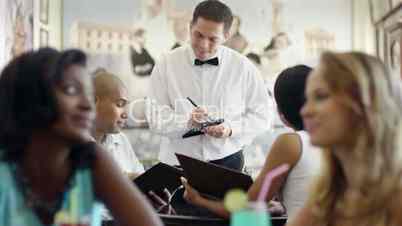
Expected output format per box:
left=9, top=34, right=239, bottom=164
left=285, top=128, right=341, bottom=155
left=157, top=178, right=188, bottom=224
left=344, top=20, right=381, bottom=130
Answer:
left=189, top=107, right=208, bottom=127
left=203, top=124, right=231, bottom=138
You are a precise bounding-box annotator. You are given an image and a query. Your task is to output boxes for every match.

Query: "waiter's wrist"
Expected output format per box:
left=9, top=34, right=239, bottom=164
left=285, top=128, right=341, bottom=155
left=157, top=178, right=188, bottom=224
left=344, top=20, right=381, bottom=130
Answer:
left=223, top=128, right=232, bottom=138
left=222, top=121, right=232, bottom=138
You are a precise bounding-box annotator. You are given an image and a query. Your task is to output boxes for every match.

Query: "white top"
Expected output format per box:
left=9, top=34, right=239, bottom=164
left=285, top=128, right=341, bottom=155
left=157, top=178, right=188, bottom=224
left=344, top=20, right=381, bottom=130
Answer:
left=147, top=45, right=270, bottom=165
left=99, top=132, right=145, bottom=220
left=281, top=131, right=321, bottom=220
left=101, top=132, right=145, bottom=175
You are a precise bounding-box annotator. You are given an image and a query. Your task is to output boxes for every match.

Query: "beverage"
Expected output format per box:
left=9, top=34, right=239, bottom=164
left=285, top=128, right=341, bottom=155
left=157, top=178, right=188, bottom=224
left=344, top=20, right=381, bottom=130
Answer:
left=60, top=224, right=89, bottom=226
left=230, top=202, right=271, bottom=226
left=224, top=189, right=248, bottom=212
left=226, top=164, right=289, bottom=226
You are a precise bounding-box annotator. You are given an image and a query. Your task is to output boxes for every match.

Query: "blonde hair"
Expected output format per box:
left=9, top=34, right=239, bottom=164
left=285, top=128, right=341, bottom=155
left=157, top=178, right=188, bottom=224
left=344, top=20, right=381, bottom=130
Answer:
left=309, top=51, right=402, bottom=226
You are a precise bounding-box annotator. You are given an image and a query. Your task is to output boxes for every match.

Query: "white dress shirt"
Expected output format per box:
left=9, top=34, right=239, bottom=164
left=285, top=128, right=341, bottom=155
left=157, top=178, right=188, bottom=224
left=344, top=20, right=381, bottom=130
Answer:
left=99, top=132, right=145, bottom=220
left=101, top=132, right=145, bottom=175
left=147, top=45, right=270, bottom=165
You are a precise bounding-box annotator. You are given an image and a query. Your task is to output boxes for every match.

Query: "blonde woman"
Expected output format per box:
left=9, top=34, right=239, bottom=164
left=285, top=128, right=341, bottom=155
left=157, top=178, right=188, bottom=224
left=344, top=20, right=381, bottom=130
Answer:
left=289, top=51, right=402, bottom=226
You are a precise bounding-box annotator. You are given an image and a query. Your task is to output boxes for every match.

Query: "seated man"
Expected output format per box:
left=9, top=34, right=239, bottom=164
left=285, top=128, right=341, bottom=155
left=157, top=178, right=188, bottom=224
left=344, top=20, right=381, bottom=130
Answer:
left=94, top=71, right=145, bottom=179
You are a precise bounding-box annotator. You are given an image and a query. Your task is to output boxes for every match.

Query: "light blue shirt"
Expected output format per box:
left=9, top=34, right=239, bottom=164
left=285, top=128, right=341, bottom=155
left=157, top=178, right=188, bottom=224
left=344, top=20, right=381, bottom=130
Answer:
left=0, top=155, right=102, bottom=226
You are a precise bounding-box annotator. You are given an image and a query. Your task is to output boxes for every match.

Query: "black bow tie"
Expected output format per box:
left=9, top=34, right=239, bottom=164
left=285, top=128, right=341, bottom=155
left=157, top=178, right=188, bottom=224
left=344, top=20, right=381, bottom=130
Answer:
left=194, top=57, right=219, bottom=66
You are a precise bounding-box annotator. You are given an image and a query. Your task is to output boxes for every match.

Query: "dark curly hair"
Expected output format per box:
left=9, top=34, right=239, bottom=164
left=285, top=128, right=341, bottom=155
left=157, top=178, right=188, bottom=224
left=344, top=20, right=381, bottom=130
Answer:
left=191, top=0, right=233, bottom=32
left=0, top=47, right=95, bottom=168
left=274, top=65, right=312, bottom=131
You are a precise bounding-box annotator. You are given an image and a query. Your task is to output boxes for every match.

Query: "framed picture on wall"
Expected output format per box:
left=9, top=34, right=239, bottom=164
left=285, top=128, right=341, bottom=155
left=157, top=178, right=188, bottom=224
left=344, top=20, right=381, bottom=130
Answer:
left=2, top=0, right=34, bottom=66
left=376, top=28, right=386, bottom=62
left=39, top=0, right=49, bottom=24
left=369, top=0, right=391, bottom=24
left=390, top=40, right=400, bottom=72
left=386, top=22, right=402, bottom=78
left=391, top=0, right=402, bottom=8
left=40, top=28, right=49, bottom=47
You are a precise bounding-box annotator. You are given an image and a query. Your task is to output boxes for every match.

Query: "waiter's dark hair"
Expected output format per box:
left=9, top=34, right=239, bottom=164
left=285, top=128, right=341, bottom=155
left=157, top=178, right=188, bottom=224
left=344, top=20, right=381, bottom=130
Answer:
left=191, top=0, right=233, bottom=32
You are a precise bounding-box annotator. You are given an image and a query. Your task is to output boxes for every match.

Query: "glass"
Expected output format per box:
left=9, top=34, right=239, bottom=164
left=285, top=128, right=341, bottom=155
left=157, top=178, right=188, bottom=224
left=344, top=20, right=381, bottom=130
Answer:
left=230, top=202, right=271, bottom=226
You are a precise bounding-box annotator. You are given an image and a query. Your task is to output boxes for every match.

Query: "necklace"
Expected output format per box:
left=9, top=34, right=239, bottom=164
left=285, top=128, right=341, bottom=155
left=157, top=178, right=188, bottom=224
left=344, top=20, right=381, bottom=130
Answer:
left=13, top=163, right=71, bottom=217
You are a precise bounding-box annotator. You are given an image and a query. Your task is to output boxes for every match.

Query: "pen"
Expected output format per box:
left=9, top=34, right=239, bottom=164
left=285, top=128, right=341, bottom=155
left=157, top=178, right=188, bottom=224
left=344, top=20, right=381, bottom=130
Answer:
left=186, top=97, right=198, bottom=108
left=187, top=97, right=214, bottom=121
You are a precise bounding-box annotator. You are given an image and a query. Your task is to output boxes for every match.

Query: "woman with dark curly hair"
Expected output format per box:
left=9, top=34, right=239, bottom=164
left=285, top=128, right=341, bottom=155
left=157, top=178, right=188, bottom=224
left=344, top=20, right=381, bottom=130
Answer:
left=0, top=48, right=162, bottom=226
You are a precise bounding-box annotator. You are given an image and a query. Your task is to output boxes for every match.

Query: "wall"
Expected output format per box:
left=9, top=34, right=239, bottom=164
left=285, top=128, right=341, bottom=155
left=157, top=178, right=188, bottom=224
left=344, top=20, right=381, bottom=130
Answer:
left=0, top=0, right=63, bottom=71
left=351, top=0, right=375, bottom=55
left=63, top=0, right=142, bottom=48
left=0, top=0, right=8, bottom=70
left=63, top=0, right=353, bottom=65
left=0, top=0, right=34, bottom=70
left=34, top=0, right=63, bottom=50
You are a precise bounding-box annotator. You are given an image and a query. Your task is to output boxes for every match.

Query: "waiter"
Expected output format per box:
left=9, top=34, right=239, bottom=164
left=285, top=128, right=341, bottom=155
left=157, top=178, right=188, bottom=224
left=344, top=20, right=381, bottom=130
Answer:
left=147, top=0, right=270, bottom=171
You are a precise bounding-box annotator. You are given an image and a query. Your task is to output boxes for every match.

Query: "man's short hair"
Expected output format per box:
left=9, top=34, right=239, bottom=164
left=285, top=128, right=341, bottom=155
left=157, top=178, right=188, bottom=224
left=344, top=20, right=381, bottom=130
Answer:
left=93, top=70, right=126, bottom=100
left=191, top=0, right=233, bottom=32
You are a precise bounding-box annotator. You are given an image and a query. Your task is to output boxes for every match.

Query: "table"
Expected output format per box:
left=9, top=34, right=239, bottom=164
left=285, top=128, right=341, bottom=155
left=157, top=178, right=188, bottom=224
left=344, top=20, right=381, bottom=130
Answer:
left=160, top=214, right=287, bottom=226
left=103, top=214, right=286, bottom=226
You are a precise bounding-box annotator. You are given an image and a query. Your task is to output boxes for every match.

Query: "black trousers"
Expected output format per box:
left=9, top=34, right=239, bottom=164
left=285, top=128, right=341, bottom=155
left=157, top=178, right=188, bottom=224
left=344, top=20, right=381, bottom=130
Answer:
left=209, top=150, right=244, bottom=171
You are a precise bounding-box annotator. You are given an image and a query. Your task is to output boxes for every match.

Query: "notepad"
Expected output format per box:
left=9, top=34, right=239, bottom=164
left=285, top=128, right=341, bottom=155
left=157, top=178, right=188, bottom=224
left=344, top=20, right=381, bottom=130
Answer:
left=182, top=118, right=224, bottom=138
left=175, top=153, right=253, bottom=199
left=134, top=154, right=253, bottom=201
left=134, top=162, right=184, bottom=198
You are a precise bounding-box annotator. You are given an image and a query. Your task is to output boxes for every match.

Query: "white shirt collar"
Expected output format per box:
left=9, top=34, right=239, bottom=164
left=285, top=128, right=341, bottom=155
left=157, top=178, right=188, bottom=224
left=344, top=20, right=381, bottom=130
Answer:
left=187, top=45, right=221, bottom=66
left=102, top=134, right=120, bottom=147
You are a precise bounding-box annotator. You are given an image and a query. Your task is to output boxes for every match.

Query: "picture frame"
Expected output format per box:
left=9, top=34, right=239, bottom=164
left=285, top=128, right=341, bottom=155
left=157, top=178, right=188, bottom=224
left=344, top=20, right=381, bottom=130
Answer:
left=39, top=0, right=49, bottom=25
left=390, top=40, right=400, bottom=69
left=376, top=27, right=386, bottom=62
left=40, top=28, right=49, bottom=47
left=369, top=0, right=391, bottom=24
left=390, top=0, right=402, bottom=8
left=2, top=0, right=34, bottom=64
left=387, top=26, right=402, bottom=78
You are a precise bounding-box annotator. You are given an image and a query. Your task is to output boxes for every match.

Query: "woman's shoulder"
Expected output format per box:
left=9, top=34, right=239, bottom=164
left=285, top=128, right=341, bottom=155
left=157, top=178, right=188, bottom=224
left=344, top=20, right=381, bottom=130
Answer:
left=268, top=132, right=302, bottom=167
left=273, top=132, right=302, bottom=155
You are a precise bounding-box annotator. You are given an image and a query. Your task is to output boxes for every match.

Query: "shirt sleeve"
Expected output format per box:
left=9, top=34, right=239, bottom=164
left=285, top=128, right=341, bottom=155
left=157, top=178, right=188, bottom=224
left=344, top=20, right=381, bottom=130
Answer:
left=146, top=56, right=190, bottom=139
left=120, top=133, right=145, bottom=175
left=228, top=63, right=271, bottom=145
